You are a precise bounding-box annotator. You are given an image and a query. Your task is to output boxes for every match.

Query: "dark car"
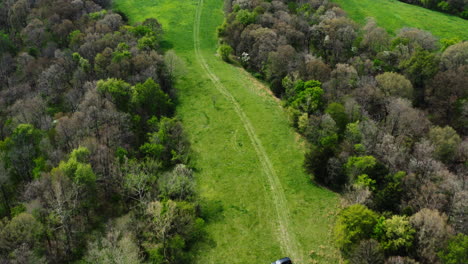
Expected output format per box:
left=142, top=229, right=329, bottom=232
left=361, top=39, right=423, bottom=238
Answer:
left=271, top=257, right=292, bottom=264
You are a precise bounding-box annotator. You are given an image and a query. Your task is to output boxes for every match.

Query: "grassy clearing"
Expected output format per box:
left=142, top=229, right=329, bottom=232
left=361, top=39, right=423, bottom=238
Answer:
left=113, top=0, right=340, bottom=263
left=333, top=0, right=468, bottom=40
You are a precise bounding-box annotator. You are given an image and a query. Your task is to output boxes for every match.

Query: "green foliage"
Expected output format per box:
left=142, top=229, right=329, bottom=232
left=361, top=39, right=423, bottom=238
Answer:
left=10, top=204, right=26, bottom=217
left=216, top=20, right=228, bottom=37
left=140, top=117, right=189, bottom=167
left=319, top=133, right=339, bottom=149
left=333, top=0, right=468, bottom=40
left=290, top=82, right=324, bottom=115
left=325, top=102, right=348, bottom=134
left=137, top=35, right=158, bottom=50
left=354, top=144, right=365, bottom=153
left=428, top=126, right=461, bottom=163
left=0, top=124, right=43, bottom=181
left=373, top=171, right=405, bottom=212
left=345, top=155, right=377, bottom=182
left=438, top=234, right=468, bottom=264
left=55, top=147, right=96, bottom=185
left=440, top=37, right=462, bottom=51
left=131, top=78, right=173, bottom=118
left=112, top=43, right=131, bottom=63
left=0, top=30, right=16, bottom=54
left=68, top=30, right=83, bottom=46
left=437, top=1, right=450, bottom=11
left=335, top=204, right=379, bottom=255
left=345, top=121, right=362, bottom=144
left=72, top=52, right=91, bottom=72
left=304, top=144, right=341, bottom=188
left=355, top=174, right=376, bottom=191
left=129, top=25, right=152, bottom=37
left=0, top=213, right=43, bottom=253
left=89, top=10, right=108, bottom=20
left=32, top=156, right=47, bottom=179
left=97, top=78, right=132, bottom=112
left=217, top=44, right=233, bottom=62
left=400, top=49, right=439, bottom=86
left=236, top=9, right=257, bottom=25
left=375, top=215, right=415, bottom=254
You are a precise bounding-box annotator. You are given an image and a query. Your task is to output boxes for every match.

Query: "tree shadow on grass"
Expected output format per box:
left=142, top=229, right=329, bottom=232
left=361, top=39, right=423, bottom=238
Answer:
left=160, top=40, right=174, bottom=52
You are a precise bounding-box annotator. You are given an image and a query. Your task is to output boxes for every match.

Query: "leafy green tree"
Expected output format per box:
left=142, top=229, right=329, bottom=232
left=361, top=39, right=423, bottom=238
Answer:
left=137, top=35, right=158, bottom=50
left=304, top=114, right=339, bottom=149
left=140, top=117, right=190, bottom=168
left=400, top=49, right=439, bottom=88
left=440, top=37, right=461, bottom=51
left=325, top=102, right=349, bottom=134
left=290, top=81, right=324, bottom=115
left=374, top=215, right=415, bottom=255
left=428, top=126, right=461, bottom=163
left=0, top=30, right=15, bottom=54
left=112, top=43, right=131, bottom=63
left=345, top=156, right=377, bottom=182
left=0, top=212, right=43, bottom=254
left=335, top=204, right=379, bottom=256
left=54, top=147, right=96, bottom=186
left=97, top=78, right=132, bottom=112
left=131, top=78, right=173, bottom=119
left=236, top=9, right=257, bottom=25
left=72, top=52, right=90, bottom=72
left=304, top=144, right=341, bottom=188
left=344, top=121, right=362, bottom=144
left=0, top=124, right=42, bottom=181
left=373, top=171, right=405, bottom=213
left=438, top=234, right=468, bottom=264
left=375, top=72, right=413, bottom=100
left=218, top=44, right=233, bottom=62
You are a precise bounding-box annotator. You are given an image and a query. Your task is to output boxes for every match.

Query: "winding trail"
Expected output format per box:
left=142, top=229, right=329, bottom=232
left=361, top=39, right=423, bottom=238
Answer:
left=193, top=0, right=301, bottom=261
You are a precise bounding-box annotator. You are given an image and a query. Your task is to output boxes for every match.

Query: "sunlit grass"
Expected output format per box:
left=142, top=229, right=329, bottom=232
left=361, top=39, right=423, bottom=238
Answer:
left=333, top=0, right=468, bottom=40
left=113, top=0, right=340, bottom=263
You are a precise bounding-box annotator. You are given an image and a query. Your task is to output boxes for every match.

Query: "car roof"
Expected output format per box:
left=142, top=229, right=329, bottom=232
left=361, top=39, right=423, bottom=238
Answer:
left=276, top=257, right=291, bottom=263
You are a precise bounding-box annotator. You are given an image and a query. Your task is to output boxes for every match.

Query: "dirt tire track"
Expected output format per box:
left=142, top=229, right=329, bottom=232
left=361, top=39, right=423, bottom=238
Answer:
left=193, top=0, right=302, bottom=261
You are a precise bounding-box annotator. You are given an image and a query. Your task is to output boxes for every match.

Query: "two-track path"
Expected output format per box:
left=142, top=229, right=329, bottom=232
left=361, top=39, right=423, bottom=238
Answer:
left=112, top=0, right=340, bottom=262
left=193, top=0, right=300, bottom=260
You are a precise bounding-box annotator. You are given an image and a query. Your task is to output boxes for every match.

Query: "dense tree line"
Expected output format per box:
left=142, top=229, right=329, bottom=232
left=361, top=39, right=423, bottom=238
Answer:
left=220, top=0, right=467, bottom=263
left=399, top=0, right=468, bottom=19
left=0, top=0, right=199, bottom=263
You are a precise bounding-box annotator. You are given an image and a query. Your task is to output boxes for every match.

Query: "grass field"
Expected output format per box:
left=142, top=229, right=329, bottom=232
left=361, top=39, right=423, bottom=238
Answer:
left=113, top=0, right=340, bottom=263
left=333, top=0, right=468, bottom=40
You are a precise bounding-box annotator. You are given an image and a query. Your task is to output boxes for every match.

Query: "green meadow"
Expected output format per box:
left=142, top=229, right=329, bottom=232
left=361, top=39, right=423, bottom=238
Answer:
left=113, top=0, right=340, bottom=263
left=333, top=0, right=468, bottom=40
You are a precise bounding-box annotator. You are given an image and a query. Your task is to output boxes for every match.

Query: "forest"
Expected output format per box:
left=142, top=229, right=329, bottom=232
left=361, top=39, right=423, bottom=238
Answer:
left=0, top=0, right=199, bottom=263
left=219, top=0, right=467, bottom=263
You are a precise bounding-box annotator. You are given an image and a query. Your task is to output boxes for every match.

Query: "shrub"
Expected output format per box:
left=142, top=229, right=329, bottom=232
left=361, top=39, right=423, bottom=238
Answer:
left=218, top=44, right=233, bottom=62
left=335, top=204, right=379, bottom=256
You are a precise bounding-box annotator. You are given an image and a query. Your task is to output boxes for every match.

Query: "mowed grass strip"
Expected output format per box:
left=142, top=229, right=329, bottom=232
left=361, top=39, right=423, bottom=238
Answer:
left=113, top=0, right=340, bottom=263
left=333, top=0, right=468, bottom=40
